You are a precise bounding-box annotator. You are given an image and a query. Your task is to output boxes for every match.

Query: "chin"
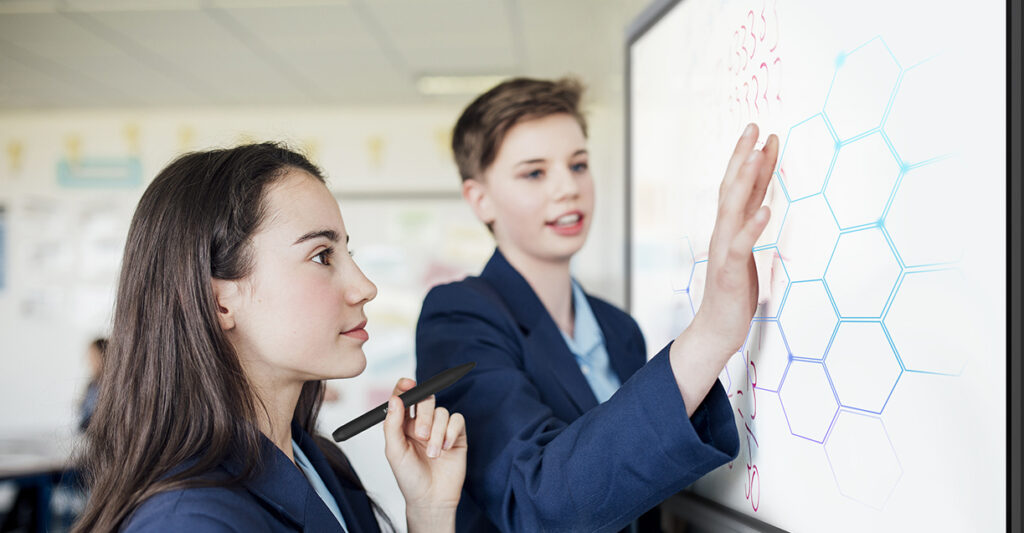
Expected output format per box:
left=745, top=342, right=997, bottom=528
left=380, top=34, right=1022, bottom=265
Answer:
left=329, top=349, right=368, bottom=379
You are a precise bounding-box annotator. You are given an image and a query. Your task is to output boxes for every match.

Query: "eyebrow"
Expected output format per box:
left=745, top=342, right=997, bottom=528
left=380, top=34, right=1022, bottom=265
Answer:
left=292, top=229, right=348, bottom=246
left=513, top=150, right=588, bottom=168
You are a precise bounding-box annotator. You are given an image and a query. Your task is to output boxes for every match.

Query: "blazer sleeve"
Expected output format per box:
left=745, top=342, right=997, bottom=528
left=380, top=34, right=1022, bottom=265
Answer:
left=416, top=282, right=739, bottom=533
left=121, top=491, right=259, bottom=533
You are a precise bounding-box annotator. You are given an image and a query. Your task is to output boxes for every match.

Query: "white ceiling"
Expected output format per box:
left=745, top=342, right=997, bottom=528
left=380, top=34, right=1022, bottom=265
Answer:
left=0, top=0, right=649, bottom=109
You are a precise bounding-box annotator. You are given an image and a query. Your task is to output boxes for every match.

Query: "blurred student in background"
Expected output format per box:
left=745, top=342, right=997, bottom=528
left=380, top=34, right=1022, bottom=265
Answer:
left=74, top=143, right=467, bottom=533
left=416, top=78, right=778, bottom=532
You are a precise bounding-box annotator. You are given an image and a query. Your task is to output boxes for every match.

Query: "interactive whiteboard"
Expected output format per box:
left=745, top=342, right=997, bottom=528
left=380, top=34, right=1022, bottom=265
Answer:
left=627, top=0, right=1007, bottom=531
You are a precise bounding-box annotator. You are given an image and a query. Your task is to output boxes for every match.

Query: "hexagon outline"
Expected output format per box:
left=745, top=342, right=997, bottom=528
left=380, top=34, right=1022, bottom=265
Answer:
left=778, top=360, right=841, bottom=443
left=823, top=36, right=903, bottom=142
left=670, top=236, right=697, bottom=294
left=778, top=279, right=840, bottom=360
left=823, top=320, right=903, bottom=415
left=824, top=410, right=904, bottom=510
left=823, top=227, right=904, bottom=319
left=778, top=114, right=840, bottom=202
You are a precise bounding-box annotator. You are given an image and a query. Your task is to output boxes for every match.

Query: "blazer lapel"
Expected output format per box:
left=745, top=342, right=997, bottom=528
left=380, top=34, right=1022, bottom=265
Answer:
left=481, top=249, right=599, bottom=414
left=589, top=294, right=645, bottom=385
left=223, top=431, right=346, bottom=532
left=292, top=424, right=376, bottom=533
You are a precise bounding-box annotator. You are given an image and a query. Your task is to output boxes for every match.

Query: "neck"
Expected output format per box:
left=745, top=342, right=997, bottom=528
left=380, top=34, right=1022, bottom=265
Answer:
left=242, top=359, right=303, bottom=463
left=498, top=245, right=575, bottom=337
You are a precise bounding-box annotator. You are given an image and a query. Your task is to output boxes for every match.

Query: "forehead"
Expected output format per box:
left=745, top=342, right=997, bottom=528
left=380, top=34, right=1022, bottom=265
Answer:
left=496, top=113, right=587, bottom=161
left=260, top=169, right=344, bottom=238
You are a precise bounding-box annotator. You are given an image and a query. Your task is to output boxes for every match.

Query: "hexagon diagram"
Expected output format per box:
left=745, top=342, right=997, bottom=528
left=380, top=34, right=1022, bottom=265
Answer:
left=745, top=320, right=790, bottom=392
left=779, top=280, right=838, bottom=360
left=825, top=322, right=902, bottom=413
left=778, top=114, right=836, bottom=201
left=824, top=38, right=901, bottom=141
left=779, top=361, right=838, bottom=442
left=777, top=195, right=840, bottom=282
left=753, top=247, right=789, bottom=319
left=824, top=133, right=901, bottom=229
left=885, top=159, right=964, bottom=267
left=825, top=411, right=902, bottom=509
left=885, top=269, right=972, bottom=375
left=884, top=58, right=959, bottom=165
left=825, top=228, right=901, bottom=318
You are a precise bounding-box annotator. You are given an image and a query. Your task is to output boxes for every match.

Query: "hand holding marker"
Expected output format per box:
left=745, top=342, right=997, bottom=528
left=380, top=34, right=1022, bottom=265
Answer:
left=333, top=362, right=476, bottom=442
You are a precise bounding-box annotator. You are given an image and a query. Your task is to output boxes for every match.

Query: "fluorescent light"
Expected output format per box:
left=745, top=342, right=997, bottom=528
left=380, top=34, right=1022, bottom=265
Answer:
left=416, top=75, right=509, bottom=96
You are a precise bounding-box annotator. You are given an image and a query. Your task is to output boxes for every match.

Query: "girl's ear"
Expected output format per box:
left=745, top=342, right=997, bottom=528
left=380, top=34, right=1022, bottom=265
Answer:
left=462, top=178, right=495, bottom=226
left=210, top=278, right=241, bottom=331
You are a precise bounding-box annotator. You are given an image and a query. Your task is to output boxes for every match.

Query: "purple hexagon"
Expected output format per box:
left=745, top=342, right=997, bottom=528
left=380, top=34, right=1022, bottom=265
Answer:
left=779, top=280, right=837, bottom=360
left=824, top=133, right=901, bottom=229
left=825, top=322, right=902, bottom=413
left=824, top=38, right=901, bottom=141
left=825, top=411, right=902, bottom=509
left=777, top=195, right=840, bottom=282
left=885, top=269, right=972, bottom=375
left=824, top=228, right=901, bottom=318
left=744, top=320, right=790, bottom=392
left=778, top=114, right=836, bottom=200
left=779, top=361, right=839, bottom=442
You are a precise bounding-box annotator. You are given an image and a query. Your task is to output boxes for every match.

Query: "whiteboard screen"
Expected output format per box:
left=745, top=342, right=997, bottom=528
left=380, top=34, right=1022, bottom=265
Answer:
left=627, top=0, right=1006, bottom=531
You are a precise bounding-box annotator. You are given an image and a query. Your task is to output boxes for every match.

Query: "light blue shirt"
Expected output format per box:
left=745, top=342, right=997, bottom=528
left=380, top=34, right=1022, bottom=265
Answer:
left=560, top=280, right=621, bottom=403
left=292, top=439, right=348, bottom=532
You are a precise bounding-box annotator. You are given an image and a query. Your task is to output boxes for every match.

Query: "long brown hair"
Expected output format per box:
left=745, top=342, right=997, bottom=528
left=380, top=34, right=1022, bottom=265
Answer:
left=75, top=143, right=386, bottom=532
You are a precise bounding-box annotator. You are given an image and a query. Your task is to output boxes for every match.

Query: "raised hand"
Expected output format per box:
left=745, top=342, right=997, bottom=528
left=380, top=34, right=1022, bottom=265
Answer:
left=382, top=378, right=467, bottom=533
left=669, top=123, right=780, bottom=416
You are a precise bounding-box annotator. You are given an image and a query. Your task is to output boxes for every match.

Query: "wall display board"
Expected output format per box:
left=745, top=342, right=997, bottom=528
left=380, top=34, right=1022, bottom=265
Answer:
left=626, top=0, right=1020, bottom=531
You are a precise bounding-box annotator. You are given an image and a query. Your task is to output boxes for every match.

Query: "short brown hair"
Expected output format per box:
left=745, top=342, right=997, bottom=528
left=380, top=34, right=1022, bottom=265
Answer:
left=452, top=77, right=588, bottom=182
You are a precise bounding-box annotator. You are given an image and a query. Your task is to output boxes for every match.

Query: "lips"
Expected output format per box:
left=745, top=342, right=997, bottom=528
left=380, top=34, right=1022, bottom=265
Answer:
left=341, top=320, right=369, bottom=341
left=546, top=210, right=585, bottom=236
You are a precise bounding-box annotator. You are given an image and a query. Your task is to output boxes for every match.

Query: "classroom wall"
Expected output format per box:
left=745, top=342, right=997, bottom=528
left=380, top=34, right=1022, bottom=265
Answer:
left=0, top=102, right=626, bottom=528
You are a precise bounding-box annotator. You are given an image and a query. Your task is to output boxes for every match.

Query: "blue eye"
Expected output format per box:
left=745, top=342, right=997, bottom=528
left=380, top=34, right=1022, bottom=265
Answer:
left=313, top=247, right=334, bottom=266
left=571, top=162, right=588, bottom=173
left=524, top=169, right=543, bottom=179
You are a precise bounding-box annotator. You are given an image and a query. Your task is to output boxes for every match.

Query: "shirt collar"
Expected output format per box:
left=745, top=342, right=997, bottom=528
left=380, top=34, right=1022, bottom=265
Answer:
left=561, top=279, right=604, bottom=357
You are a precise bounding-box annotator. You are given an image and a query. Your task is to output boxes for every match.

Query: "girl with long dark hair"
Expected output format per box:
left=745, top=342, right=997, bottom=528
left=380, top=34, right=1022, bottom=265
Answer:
left=75, top=143, right=466, bottom=532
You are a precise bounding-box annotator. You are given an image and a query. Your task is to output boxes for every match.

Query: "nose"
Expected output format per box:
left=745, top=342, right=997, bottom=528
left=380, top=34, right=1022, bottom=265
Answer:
left=551, top=165, right=580, bottom=202
left=344, top=259, right=378, bottom=305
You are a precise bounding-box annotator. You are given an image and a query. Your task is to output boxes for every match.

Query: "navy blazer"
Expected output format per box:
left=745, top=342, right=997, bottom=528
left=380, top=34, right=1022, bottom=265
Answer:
left=416, top=249, right=739, bottom=533
left=121, top=422, right=381, bottom=532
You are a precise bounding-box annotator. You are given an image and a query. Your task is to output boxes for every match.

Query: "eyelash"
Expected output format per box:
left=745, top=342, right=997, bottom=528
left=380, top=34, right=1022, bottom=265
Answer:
left=522, top=162, right=588, bottom=179
left=313, top=247, right=334, bottom=266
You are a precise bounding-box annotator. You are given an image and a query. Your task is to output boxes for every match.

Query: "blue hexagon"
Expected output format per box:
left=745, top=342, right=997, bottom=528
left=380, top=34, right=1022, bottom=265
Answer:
left=825, top=322, right=902, bottom=413
left=884, top=160, right=963, bottom=267
left=779, top=280, right=838, bottom=360
left=824, top=37, right=901, bottom=141
left=885, top=269, right=971, bottom=375
left=778, top=114, right=837, bottom=201
left=825, top=411, right=902, bottom=509
left=824, top=133, right=901, bottom=229
left=779, top=360, right=839, bottom=442
left=753, top=247, right=789, bottom=319
left=824, top=228, right=901, bottom=318
left=777, top=195, right=840, bottom=282
left=744, top=320, right=790, bottom=392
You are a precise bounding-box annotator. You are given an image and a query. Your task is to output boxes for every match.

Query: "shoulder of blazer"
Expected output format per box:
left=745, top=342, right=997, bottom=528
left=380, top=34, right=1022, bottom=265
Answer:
left=421, top=276, right=523, bottom=335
